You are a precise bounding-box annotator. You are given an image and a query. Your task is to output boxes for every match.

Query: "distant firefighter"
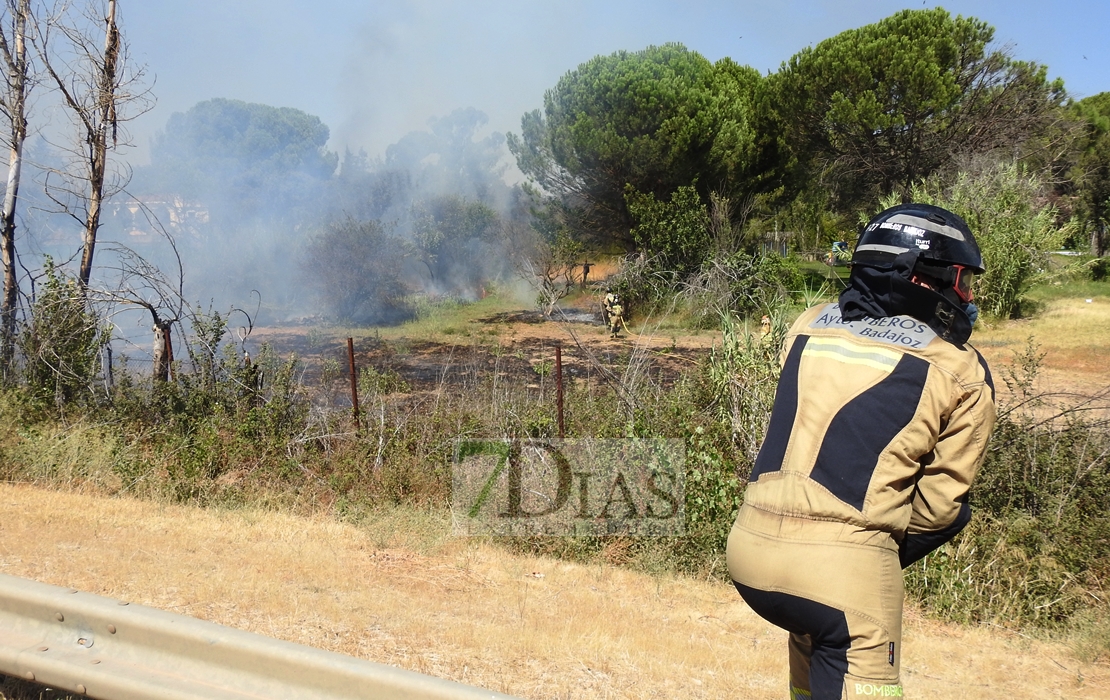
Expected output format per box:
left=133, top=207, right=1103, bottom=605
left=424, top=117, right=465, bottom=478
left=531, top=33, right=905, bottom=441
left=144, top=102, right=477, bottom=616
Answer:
left=608, top=299, right=627, bottom=338
left=760, top=314, right=771, bottom=335
left=241, top=350, right=263, bottom=406
left=602, top=287, right=619, bottom=325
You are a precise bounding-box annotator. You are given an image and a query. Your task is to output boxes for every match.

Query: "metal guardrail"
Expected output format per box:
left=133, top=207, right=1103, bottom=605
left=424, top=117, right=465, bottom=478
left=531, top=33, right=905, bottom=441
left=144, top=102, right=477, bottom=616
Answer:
left=0, top=573, right=519, bottom=699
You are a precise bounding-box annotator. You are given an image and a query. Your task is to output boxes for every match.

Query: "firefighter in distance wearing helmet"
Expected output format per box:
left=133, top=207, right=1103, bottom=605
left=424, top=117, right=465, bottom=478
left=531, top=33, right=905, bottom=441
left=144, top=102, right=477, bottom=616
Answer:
left=602, top=287, right=619, bottom=326
left=605, top=291, right=627, bottom=338
left=726, top=203, right=996, bottom=700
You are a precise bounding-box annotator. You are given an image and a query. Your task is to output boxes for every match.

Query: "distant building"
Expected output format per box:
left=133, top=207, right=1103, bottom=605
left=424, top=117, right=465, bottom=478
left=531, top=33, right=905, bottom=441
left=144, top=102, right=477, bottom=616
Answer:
left=106, top=195, right=210, bottom=244
left=760, top=229, right=794, bottom=257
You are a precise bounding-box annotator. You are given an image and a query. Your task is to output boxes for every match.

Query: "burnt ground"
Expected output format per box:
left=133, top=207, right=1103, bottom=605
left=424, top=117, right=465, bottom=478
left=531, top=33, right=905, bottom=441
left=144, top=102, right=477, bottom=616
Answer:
left=246, top=295, right=1110, bottom=411
left=249, top=305, right=719, bottom=398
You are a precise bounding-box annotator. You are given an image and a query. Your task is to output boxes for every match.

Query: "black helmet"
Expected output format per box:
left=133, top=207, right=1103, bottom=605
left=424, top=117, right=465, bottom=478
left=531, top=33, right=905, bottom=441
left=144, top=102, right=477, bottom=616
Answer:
left=854, top=203, right=983, bottom=274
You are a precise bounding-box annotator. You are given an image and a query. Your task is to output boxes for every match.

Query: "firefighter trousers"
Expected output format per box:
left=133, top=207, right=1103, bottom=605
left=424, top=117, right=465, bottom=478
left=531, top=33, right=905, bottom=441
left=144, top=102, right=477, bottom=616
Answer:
left=727, top=506, right=905, bottom=699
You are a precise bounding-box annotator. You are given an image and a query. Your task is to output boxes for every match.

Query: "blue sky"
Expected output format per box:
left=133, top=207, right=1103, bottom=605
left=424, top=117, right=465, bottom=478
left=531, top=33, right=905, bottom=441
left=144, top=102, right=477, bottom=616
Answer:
left=122, top=0, right=1109, bottom=165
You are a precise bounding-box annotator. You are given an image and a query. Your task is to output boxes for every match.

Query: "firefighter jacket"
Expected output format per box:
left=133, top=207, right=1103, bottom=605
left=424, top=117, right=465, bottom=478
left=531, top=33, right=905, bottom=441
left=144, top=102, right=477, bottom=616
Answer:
left=741, top=302, right=996, bottom=566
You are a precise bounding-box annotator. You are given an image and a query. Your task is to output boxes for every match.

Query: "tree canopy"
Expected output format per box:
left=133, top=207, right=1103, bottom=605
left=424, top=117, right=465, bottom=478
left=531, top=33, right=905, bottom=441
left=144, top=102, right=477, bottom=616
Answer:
left=769, top=8, right=1066, bottom=209
left=508, top=43, right=762, bottom=247
left=509, top=10, right=1076, bottom=256
left=142, top=98, right=338, bottom=219
left=1070, top=93, right=1110, bottom=253
left=386, top=107, right=509, bottom=204
left=411, top=194, right=502, bottom=294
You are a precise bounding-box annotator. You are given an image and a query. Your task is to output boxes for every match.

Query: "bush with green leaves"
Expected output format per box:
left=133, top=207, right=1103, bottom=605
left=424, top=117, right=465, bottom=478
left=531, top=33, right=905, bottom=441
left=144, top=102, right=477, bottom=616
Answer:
left=881, top=163, right=1070, bottom=318
left=601, top=252, right=681, bottom=316
left=625, top=184, right=713, bottom=278
left=300, top=218, right=416, bottom=325
left=682, top=251, right=805, bottom=326
left=18, top=259, right=106, bottom=410
left=705, top=313, right=785, bottom=459
left=1089, top=256, right=1110, bottom=281
left=411, top=195, right=503, bottom=296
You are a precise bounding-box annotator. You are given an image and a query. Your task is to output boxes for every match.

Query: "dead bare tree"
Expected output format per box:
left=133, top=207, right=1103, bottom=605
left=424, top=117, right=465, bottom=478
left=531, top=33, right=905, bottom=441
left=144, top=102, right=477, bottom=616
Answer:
left=96, top=241, right=182, bottom=382
left=518, top=254, right=575, bottom=318
left=88, top=195, right=185, bottom=383
left=30, top=0, right=151, bottom=293
left=505, top=219, right=580, bottom=317
left=94, top=197, right=259, bottom=393
left=0, top=0, right=34, bottom=379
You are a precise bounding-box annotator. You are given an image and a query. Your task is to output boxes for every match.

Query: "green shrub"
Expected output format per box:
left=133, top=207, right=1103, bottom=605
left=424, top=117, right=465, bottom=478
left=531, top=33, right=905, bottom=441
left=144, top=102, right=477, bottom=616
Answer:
left=883, top=163, right=1070, bottom=318
left=603, top=252, right=682, bottom=315
left=1089, top=256, right=1110, bottom=281
left=625, top=184, right=713, bottom=278
left=683, top=252, right=804, bottom=327
left=359, top=365, right=410, bottom=398
left=18, top=259, right=106, bottom=411
left=301, top=218, right=416, bottom=325
left=705, top=313, right=784, bottom=458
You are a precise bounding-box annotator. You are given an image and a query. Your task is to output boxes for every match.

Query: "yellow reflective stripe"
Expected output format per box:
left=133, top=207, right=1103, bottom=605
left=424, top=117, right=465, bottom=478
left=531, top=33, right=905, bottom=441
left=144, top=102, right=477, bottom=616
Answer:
left=790, top=686, right=813, bottom=700
left=803, top=337, right=901, bottom=372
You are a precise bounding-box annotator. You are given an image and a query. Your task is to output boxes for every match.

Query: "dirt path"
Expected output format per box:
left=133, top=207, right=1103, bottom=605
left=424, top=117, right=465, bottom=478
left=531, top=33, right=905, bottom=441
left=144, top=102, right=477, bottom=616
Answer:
left=1, top=485, right=1105, bottom=699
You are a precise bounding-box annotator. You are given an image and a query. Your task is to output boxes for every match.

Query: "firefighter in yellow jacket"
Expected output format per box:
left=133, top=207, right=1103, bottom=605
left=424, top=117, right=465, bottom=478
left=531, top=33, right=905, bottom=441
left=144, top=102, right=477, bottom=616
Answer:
left=727, top=203, right=996, bottom=700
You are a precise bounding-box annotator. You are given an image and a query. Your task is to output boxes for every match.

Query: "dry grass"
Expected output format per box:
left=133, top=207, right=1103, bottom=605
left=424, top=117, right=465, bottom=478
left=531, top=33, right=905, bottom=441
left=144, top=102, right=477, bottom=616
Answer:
left=1, top=484, right=1105, bottom=699
left=975, top=297, right=1110, bottom=396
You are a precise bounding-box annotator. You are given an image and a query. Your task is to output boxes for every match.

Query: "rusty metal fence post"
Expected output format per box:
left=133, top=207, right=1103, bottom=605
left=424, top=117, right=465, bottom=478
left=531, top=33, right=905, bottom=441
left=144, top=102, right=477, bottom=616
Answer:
left=555, top=344, right=564, bottom=438
left=347, top=337, right=360, bottom=431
